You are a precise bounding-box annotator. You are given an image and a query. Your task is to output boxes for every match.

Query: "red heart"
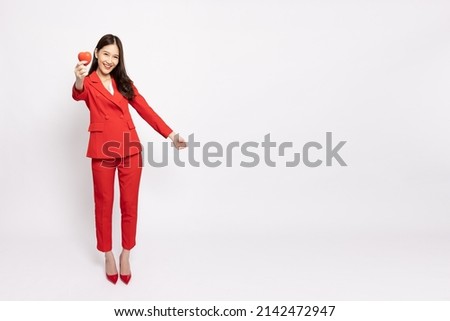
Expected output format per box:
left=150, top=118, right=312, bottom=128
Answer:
left=78, top=51, right=92, bottom=65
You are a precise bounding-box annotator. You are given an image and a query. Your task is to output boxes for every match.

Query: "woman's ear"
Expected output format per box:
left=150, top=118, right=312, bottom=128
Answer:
left=94, top=48, right=98, bottom=59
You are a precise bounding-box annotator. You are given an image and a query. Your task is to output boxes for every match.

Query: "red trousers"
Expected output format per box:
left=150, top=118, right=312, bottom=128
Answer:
left=91, top=152, right=143, bottom=252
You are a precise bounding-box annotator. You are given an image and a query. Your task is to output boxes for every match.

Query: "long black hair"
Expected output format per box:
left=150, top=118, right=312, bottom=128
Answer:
left=89, top=34, right=135, bottom=100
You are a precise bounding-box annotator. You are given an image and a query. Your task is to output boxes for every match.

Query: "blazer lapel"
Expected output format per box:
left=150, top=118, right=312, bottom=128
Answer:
left=89, top=71, right=125, bottom=110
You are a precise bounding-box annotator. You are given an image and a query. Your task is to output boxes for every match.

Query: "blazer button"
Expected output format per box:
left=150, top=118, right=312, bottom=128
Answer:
left=120, top=115, right=124, bottom=119
left=105, top=115, right=110, bottom=120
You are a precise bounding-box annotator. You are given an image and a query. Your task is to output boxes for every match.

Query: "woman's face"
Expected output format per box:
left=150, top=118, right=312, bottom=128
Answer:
left=95, top=43, right=120, bottom=76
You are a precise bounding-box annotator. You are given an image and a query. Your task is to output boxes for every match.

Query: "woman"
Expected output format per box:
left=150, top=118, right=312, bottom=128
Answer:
left=72, top=34, right=185, bottom=285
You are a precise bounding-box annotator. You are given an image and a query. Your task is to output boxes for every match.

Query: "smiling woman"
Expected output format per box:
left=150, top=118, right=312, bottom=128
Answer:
left=96, top=46, right=119, bottom=76
left=85, top=35, right=134, bottom=100
left=72, top=34, right=187, bottom=285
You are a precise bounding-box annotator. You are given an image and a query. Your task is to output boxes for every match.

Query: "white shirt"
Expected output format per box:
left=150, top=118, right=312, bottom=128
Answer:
left=107, top=82, right=114, bottom=95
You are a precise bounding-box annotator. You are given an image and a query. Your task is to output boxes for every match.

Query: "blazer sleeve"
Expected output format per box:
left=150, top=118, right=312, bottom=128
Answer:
left=129, top=84, right=173, bottom=138
left=72, top=83, right=88, bottom=101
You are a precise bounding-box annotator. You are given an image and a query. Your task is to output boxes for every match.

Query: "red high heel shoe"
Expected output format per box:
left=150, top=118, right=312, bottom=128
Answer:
left=106, top=273, right=118, bottom=284
left=120, top=273, right=132, bottom=285
left=119, top=253, right=132, bottom=285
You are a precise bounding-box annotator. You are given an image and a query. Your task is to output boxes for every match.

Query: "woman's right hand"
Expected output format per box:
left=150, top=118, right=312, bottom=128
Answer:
left=74, top=61, right=88, bottom=90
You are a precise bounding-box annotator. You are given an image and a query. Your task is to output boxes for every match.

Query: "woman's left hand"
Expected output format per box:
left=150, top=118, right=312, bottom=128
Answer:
left=169, top=132, right=187, bottom=150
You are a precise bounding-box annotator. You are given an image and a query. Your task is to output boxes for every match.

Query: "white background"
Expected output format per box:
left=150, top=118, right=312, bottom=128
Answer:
left=1, top=0, right=450, bottom=300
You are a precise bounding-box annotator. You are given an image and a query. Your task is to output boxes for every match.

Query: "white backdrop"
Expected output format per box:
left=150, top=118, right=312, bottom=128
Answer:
left=1, top=0, right=450, bottom=300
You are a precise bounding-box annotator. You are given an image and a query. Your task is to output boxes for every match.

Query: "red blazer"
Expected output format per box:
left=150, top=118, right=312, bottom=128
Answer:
left=72, top=71, right=172, bottom=159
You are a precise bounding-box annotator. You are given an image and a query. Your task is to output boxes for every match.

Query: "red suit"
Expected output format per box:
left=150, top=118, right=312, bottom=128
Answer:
left=72, top=71, right=172, bottom=252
